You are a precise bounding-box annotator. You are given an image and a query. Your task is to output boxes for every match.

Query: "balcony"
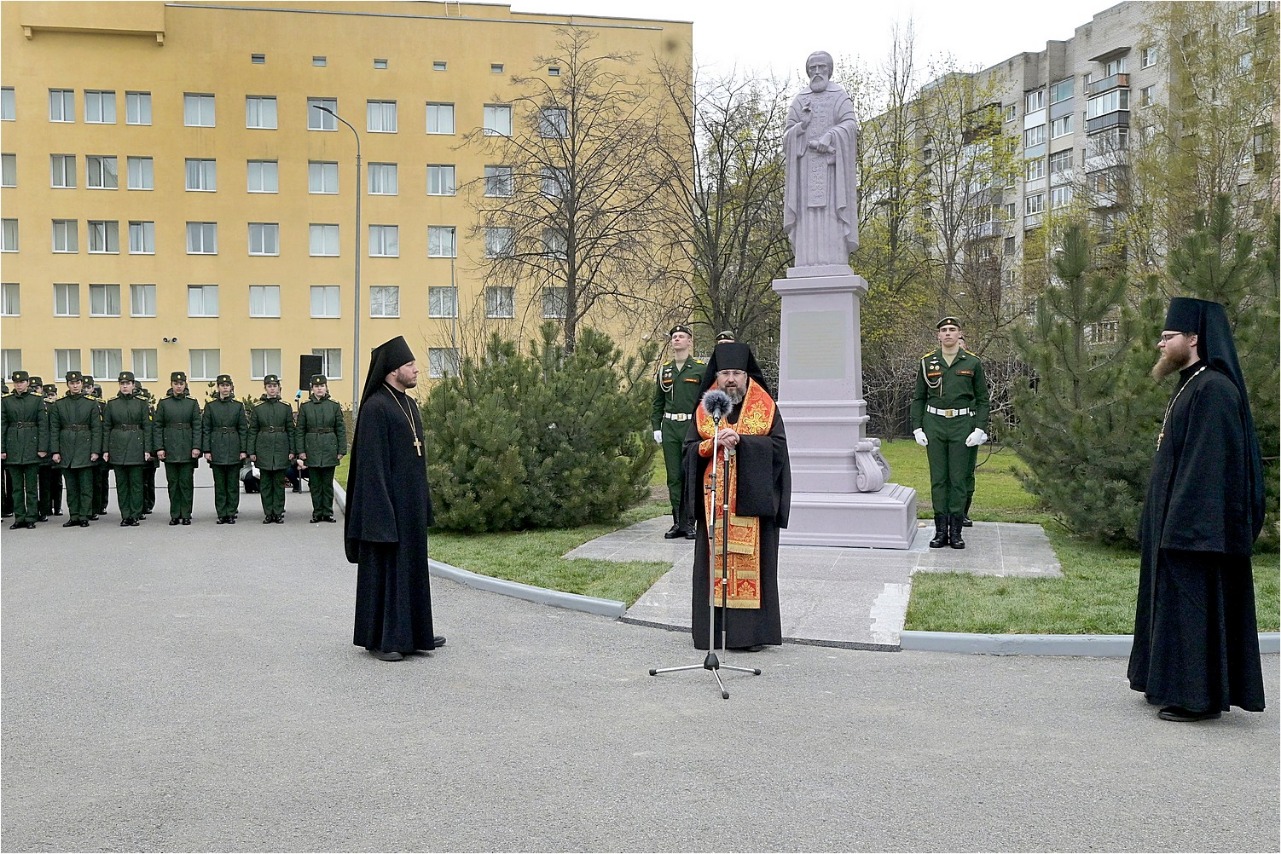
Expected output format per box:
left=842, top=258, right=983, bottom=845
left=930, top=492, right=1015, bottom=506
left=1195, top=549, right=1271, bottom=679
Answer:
left=969, top=220, right=1002, bottom=240
left=1088, top=73, right=1129, bottom=96
left=1087, top=110, right=1130, bottom=135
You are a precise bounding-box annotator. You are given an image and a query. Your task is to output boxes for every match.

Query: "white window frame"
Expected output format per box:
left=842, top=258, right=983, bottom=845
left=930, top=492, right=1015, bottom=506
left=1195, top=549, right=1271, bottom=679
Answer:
left=249, top=285, right=281, bottom=318
left=428, top=348, right=459, bottom=379
left=310, top=224, right=340, bottom=257
left=130, top=284, right=157, bottom=317
left=310, top=285, right=341, bottom=318
left=367, top=100, right=398, bottom=133
left=1050, top=115, right=1073, bottom=139
left=1, top=153, right=14, bottom=188
left=1141, top=46, right=1158, bottom=68
left=245, top=95, right=278, bottom=129
left=187, top=285, right=220, bottom=318
left=1025, top=89, right=1045, bottom=112
left=540, top=107, right=568, bottom=138
left=128, top=221, right=155, bottom=254
left=131, top=349, right=158, bottom=382
left=427, top=164, right=455, bottom=196
left=1049, top=79, right=1073, bottom=105
left=50, top=154, right=76, bottom=188
left=248, top=222, right=280, bottom=256
left=186, top=222, right=218, bottom=255
left=426, top=102, right=454, bottom=134
left=49, top=89, right=74, bottom=122
left=189, top=350, right=220, bottom=381
left=1, top=87, right=14, bottom=122
left=247, top=160, right=278, bottom=193
left=483, top=104, right=512, bottom=136
left=87, top=220, right=120, bottom=254
left=428, top=286, right=458, bottom=318
left=484, top=227, right=514, bottom=258
left=542, top=229, right=566, bottom=259
left=369, top=285, right=400, bottom=318
left=89, top=284, right=121, bottom=317
left=54, top=283, right=80, bottom=317
left=312, top=349, right=342, bottom=380
left=84, top=90, right=116, bottom=124
left=484, top=165, right=514, bottom=197
left=1025, top=193, right=1046, bottom=216
left=1, top=219, right=17, bottom=252
left=126, top=91, right=151, bottom=125
left=1026, top=159, right=1045, bottom=182
left=541, top=167, right=566, bottom=198
left=183, top=93, right=216, bottom=127
left=308, top=97, right=337, bottom=131
left=1024, top=125, right=1046, bottom=148
left=368, top=162, right=398, bottom=195
left=1, top=282, right=19, bottom=316
left=52, top=219, right=78, bottom=253
left=428, top=226, right=457, bottom=258
left=91, top=349, right=123, bottom=380
left=542, top=286, right=567, bottom=319
left=1051, top=185, right=1073, bottom=209
left=309, top=161, right=338, bottom=194
left=86, top=155, right=118, bottom=189
left=127, top=156, right=154, bottom=190
left=55, top=349, right=82, bottom=377
left=368, top=225, right=399, bottom=258
left=485, top=286, right=515, bottom=319
left=185, top=158, right=217, bottom=192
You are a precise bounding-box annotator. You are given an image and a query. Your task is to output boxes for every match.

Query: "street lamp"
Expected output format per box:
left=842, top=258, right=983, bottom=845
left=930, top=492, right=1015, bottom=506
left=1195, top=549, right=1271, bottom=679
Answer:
left=314, top=104, right=362, bottom=417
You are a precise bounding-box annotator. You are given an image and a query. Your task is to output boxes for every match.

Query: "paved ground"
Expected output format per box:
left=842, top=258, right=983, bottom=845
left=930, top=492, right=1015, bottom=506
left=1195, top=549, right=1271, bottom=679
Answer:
left=2, top=473, right=1278, bottom=852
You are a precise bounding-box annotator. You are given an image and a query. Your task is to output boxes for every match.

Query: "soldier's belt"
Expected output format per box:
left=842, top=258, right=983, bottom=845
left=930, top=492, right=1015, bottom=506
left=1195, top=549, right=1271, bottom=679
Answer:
left=14, top=421, right=37, bottom=427
left=261, top=426, right=283, bottom=433
left=67, top=424, right=90, bottom=431
left=217, top=426, right=236, bottom=433
left=115, top=424, right=141, bottom=431
left=307, top=428, right=334, bottom=433
left=663, top=412, right=692, bottom=422
left=168, top=423, right=192, bottom=428
left=926, top=406, right=973, bottom=418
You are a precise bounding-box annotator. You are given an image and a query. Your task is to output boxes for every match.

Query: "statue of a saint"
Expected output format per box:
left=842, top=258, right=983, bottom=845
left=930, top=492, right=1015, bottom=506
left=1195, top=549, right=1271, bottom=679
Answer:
left=783, top=51, right=860, bottom=270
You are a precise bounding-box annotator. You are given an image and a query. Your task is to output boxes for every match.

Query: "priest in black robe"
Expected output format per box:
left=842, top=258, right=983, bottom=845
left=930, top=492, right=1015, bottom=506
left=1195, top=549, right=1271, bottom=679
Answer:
left=1127, top=297, right=1266, bottom=721
left=345, top=336, right=445, bottom=662
left=683, top=342, right=791, bottom=651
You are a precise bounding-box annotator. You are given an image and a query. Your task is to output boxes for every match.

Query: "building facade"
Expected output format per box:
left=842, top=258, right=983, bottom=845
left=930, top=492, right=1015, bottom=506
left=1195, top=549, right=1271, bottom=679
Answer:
left=0, top=1, right=691, bottom=403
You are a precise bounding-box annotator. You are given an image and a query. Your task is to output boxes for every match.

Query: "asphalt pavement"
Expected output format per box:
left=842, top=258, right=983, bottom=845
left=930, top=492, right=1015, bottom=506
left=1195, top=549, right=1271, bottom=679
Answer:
left=1, top=471, right=1277, bottom=852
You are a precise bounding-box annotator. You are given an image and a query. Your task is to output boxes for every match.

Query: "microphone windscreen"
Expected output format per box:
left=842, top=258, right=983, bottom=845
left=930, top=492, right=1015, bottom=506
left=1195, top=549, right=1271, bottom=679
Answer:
left=703, top=390, right=732, bottom=421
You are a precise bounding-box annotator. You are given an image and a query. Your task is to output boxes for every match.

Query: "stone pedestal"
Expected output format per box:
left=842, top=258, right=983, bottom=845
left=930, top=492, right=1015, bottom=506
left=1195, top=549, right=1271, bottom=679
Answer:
left=773, top=267, right=917, bottom=549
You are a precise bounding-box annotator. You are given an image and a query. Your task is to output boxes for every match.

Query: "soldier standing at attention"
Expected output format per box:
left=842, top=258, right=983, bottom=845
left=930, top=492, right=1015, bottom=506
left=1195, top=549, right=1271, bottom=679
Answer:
left=153, top=371, right=202, bottom=525
left=248, top=374, right=296, bottom=524
left=136, top=383, right=159, bottom=517
left=38, top=381, right=64, bottom=519
left=49, top=371, right=103, bottom=528
left=650, top=324, right=704, bottom=540
left=203, top=374, right=249, bottom=524
left=103, top=371, right=153, bottom=527
left=297, top=374, right=346, bottom=523
left=1, top=371, right=48, bottom=529
left=910, top=317, right=990, bottom=550
left=85, top=377, right=110, bottom=520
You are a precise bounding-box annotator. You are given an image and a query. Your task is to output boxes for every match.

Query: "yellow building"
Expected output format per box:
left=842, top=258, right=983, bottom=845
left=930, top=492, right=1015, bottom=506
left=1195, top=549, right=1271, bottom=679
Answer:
left=0, top=1, right=691, bottom=405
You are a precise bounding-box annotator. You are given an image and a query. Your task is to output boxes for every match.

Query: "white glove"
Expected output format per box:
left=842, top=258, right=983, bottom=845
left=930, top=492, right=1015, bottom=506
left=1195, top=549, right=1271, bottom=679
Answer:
left=965, top=428, right=989, bottom=447
left=913, top=428, right=928, bottom=447
left=653, top=430, right=663, bottom=444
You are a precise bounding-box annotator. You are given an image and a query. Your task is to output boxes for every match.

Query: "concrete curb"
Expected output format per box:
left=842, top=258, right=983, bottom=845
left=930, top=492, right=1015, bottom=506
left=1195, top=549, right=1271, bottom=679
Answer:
left=901, top=630, right=1281, bottom=657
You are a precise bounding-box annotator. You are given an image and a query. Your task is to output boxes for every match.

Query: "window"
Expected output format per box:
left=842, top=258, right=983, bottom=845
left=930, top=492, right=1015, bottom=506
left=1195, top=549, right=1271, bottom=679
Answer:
left=542, top=229, right=566, bottom=258
left=185, top=159, right=217, bottom=192
left=1025, top=193, right=1045, bottom=215
left=491, top=63, right=504, bottom=74
left=87, top=220, right=119, bottom=254
left=1049, top=79, right=1073, bottom=105
left=1002, top=202, right=1017, bottom=221
left=433, top=61, right=447, bottom=72
left=485, top=286, right=515, bottom=318
left=426, top=102, right=454, bottom=134
left=1141, top=46, right=1158, bottom=68
left=542, top=286, right=567, bottom=319
left=127, top=156, right=154, bottom=190
left=0, top=153, right=12, bottom=187
left=183, top=93, right=215, bottom=127
left=310, top=224, right=340, bottom=256
left=50, top=154, right=76, bottom=188
left=309, top=161, right=338, bottom=193
left=541, top=167, right=566, bottom=197
left=248, top=223, right=280, bottom=255
left=52, top=220, right=78, bottom=253
left=484, top=166, right=513, bottom=197
left=308, top=98, right=337, bottom=130
left=428, top=286, right=457, bottom=318
left=310, top=285, right=341, bottom=317
left=89, top=284, right=121, bottom=317
left=369, top=285, right=400, bottom=318
left=1104, top=56, right=1127, bottom=77
left=1025, top=89, right=1045, bottom=112
left=1050, top=115, right=1073, bottom=138
left=367, top=100, right=397, bottom=133
left=132, top=349, right=157, bottom=381
left=49, top=89, right=74, bottom=122
left=1139, top=85, right=1155, bottom=107
left=130, top=284, right=157, bottom=317
left=539, top=108, right=568, bottom=138
left=1238, top=52, right=1254, bottom=75
left=249, top=285, right=281, bottom=317
left=374, top=59, right=389, bottom=70
left=188, top=285, right=219, bottom=317
left=427, top=164, right=455, bottom=196
left=312, top=349, right=342, bottom=379
left=2, top=350, right=22, bottom=376
left=1049, top=149, right=1073, bottom=179
left=548, top=66, right=561, bottom=77
left=368, top=162, right=398, bottom=195
left=1004, top=236, right=1016, bottom=256
left=483, top=104, right=512, bottom=136
left=485, top=227, right=514, bottom=258
left=245, top=96, right=277, bottom=129
left=126, top=91, right=151, bottom=125
left=368, top=225, right=399, bottom=257
left=312, top=56, right=327, bottom=67
left=186, top=222, right=218, bottom=254
left=1087, top=89, right=1129, bottom=120
left=1026, top=159, right=1045, bottom=181
left=54, top=283, right=80, bottom=317
left=189, top=350, right=220, bottom=381
left=247, top=160, right=278, bottom=193
left=1, top=219, right=16, bottom=252
left=86, top=155, right=118, bottom=189
left=250, top=351, right=280, bottom=382
left=428, top=226, right=456, bottom=258
left=251, top=53, right=266, bottom=64
left=91, top=349, right=123, bottom=379
left=1024, top=125, right=1046, bottom=147
left=1, top=283, right=18, bottom=315
left=55, top=350, right=82, bottom=377
left=1003, top=104, right=1016, bottom=123
left=1051, top=185, right=1073, bottom=209
left=1, top=87, right=14, bottom=121
left=428, top=348, right=459, bottom=378
left=84, top=90, right=116, bottom=124
left=128, top=221, right=155, bottom=254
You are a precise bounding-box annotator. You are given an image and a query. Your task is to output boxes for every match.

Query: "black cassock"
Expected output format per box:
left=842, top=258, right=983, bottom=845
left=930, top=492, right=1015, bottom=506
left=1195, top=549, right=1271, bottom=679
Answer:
left=1127, top=365, right=1265, bottom=713
left=683, top=402, right=791, bottom=650
left=344, top=387, right=438, bottom=654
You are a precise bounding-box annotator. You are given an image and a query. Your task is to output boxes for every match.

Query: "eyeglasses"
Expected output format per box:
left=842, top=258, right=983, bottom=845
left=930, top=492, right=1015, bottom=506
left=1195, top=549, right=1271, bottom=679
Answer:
left=1158, top=332, right=1187, bottom=343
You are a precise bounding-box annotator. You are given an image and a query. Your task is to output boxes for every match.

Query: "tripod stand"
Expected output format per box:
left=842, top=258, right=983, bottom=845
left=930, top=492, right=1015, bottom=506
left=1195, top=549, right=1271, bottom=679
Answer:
left=649, top=406, right=761, bottom=699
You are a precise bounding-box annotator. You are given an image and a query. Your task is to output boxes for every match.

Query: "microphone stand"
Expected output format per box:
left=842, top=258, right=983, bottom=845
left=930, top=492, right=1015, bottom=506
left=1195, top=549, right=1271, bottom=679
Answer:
left=649, top=407, right=761, bottom=699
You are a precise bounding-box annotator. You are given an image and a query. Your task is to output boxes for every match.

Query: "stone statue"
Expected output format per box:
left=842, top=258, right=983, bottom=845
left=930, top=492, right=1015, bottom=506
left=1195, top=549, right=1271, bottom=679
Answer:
left=783, top=51, right=860, bottom=270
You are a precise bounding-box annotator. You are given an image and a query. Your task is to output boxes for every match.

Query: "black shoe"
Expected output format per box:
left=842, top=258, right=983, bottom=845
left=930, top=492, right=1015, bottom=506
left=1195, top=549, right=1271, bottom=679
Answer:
left=663, top=524, right=682, bottom=540
left=53, top=510, right=63, bottom=516
left=79, top=520, right=90, bottom=527
left=217, top=517, right=228, bottom=524
left=373, top=650, right=404, bottom=662
left=181, top=517, right=191, bottom=525
left=227, top=516, right=236, bottom=524
left=36, top=514, right=48, bottom=523
left=274, top=515, right=285, bottom=524
left=433, top=635, right=446, bottom=648
left=310, top=516, right=321, bottom=523
left=169, top=518, right=180, bottom=526
left=1158, top=705, right=1222, bottom=722
left=949, top=518, right=965, bottom=549
left=323, top=515, right=336, bottom=523
left=120, top=519, right=130, bottom=527
left=9, top=521, right=25, bottom=530
left=88, top=514, right=99, bottom=521
left=683, top=526, right=697, bottom=540
left=63, top=519, right=79, bottom=528
left=263, top=516, right=274, bottom=524
left=929, top=514, right=950, bottom=548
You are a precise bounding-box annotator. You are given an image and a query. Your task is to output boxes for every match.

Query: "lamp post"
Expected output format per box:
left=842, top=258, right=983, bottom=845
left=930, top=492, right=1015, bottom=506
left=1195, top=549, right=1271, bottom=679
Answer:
left=315, top=105, right=362, bottom=417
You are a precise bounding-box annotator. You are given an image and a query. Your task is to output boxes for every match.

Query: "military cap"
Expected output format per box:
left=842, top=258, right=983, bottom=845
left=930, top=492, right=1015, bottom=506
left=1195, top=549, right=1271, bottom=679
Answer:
left=43, top=383, right=57, bottom=394
left=215, top=374, right=233, bottom=385
left=10, top=370, right=29, bottom=382
left=29, top=376, right=43, bottom=387
left=668, top=324, right=693, bottom=337
left=83, top=375, right=95, bottom=385
left=936, top=316, right=961, bottom=329
left=65, top=371, right=84, bottom=383
left=715, top=330, right=736, bottom=343
left=310, top=374, right=328, bottom=386
left=170, top=371, right=188, bottom=383
left=262, top=374, right=281, bottom=385
left=117, top=371, right=136, bottom=383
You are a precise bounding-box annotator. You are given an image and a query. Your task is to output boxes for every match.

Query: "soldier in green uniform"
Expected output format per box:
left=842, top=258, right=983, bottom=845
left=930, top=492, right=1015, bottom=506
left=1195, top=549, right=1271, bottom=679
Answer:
left=103, top=371, right=154, bottom=526
left=248, top=374, right=296, bottom=524
left=1, top=371, right=48, bottom=529
left=650, top=324, right=705, bottom=539
left=202, top=374, right=249, bottom=524
left=38, top=381, right=64, bottom=519
left=49, top=371, right=104, bottom=527
left=85, top=377, right=110, bottom=519
left=153, top=371, right=202, bottom=525
left=297, top=374, right=347, bottom=523
left=136, top=383, right=159, bottom=517
left=910, top=317, right=990, bottom=550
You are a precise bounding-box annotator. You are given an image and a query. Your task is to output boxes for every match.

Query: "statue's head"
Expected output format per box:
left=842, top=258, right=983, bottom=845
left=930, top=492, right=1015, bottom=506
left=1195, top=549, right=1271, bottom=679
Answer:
left=806, top=51, right=834, bottom=92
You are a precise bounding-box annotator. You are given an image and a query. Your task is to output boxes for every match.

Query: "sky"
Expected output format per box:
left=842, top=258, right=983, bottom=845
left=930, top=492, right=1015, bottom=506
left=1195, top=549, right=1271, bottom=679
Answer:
left=508, top=0, right=1113, bottom=81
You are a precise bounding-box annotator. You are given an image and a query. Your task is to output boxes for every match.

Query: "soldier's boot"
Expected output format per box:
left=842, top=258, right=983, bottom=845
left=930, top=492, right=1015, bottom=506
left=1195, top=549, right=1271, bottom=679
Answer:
left=949, top=516, right=966, bottom=549
left=961, top=494, right=974, bottom=527
left=663, top=512, right=683, bottom=540
left=929, top=514, right=950, bottom=549
left=683, top=517, right=697, bottom=540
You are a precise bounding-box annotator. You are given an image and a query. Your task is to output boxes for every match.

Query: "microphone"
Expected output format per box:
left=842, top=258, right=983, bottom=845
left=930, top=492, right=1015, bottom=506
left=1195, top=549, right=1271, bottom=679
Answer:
left=703, top=390, right=732, bottom=424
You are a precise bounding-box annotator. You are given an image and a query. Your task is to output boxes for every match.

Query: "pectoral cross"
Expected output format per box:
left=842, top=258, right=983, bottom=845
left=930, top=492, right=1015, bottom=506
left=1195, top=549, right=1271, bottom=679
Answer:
left=412, top=436, right=422, bottom=457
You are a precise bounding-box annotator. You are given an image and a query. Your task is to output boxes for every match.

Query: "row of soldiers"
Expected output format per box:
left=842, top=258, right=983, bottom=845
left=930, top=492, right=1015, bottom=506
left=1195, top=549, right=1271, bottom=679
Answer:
left=0, top=369, right=347, bottom=528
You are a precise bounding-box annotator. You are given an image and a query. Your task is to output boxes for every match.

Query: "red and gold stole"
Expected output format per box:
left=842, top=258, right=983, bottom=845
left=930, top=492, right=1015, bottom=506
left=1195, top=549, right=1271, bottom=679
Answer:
left=695, top=381, right=776, bottom=609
